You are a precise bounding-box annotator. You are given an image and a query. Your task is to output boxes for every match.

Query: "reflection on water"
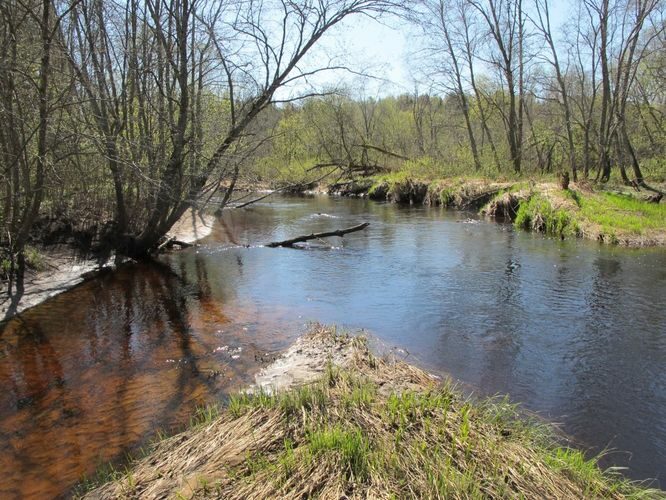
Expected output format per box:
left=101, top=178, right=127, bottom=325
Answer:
left=0, top=260, right=292, bottom=498
left=1, top=195, right=665, bottom=497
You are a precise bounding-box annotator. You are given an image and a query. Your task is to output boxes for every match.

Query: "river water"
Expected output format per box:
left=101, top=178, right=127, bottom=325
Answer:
left=1, top=195, right=665, bottom=497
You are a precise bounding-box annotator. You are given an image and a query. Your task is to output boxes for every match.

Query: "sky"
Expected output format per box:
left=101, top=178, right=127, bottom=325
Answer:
left=296, top=1, right=572, bottom=98
left=310, top=13, right=414, bottom=96
left=331, top=14, right=413, bottom=95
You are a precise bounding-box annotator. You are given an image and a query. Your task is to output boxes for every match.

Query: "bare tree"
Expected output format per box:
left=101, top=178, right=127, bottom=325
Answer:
left=612, top=0, right=663, bottom=184
left=532, top=0, right=578, bottom=180
left=58, top=0, right=403, bottom=258
left=458, top=3, right=503, bottom=171
left=468, top=0, right=528, bottom=174
left=421, top=0, right=483, bottom=171
left=582, top=0, right=663, bottom=182
left=568, top=0, right=601, bottom=179
left=0, top=0, right=78, bottom=291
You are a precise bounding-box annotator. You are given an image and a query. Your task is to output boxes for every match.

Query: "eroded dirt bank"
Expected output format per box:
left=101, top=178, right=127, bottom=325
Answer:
left=327, top=177, right=666, bottom=247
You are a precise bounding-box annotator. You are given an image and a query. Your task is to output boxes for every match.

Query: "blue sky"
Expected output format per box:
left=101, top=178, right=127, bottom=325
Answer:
left=297, top=1, right=572, bottom=97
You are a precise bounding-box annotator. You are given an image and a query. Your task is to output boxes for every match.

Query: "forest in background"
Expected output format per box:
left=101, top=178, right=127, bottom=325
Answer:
left=253, top=0, right=666, bottom=186
left=1, top=0, right=665, bottom=286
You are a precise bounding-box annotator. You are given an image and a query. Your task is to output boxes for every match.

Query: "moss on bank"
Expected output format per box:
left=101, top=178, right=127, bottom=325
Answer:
left=80, top=326, right=659, bottom=499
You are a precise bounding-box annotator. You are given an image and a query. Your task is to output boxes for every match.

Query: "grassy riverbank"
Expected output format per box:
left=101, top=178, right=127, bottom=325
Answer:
left=353, top=174, right=666, bottom=246
left=80, top=326, right=658, bottom=499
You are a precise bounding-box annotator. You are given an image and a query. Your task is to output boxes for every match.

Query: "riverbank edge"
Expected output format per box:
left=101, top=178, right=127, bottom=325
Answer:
left=0, top=208, right=214, bottom=322
left=80, top=325, right=659, bottom=499
left=321, top=176, right=666, bottom=247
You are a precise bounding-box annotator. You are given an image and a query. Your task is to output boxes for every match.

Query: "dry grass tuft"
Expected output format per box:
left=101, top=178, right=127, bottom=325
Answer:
left=82, top=326, right=660, bottom=499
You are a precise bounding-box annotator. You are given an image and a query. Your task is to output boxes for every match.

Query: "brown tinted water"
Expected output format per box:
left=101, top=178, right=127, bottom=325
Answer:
left=1, top=195, right=666, bottom=497
left=0, top=258, right=295, bottom=498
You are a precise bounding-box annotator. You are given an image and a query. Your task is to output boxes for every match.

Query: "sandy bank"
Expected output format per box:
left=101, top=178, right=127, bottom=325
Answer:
left=251, top=327, right=359, bottom=393
left=1, top=209, right=215, bottom=322
left=166, top=208, right=216, bottom=245
left=0, top=250, right=111, bottom=320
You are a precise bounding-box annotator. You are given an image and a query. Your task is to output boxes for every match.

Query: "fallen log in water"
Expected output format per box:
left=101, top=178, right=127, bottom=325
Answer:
left=266, top=222, right=369, bottom=248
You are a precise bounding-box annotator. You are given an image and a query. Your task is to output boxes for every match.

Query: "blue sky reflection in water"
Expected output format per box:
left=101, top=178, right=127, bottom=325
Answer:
left=189, top=195, right=666, bottom=485
left=0, top=195, right=664, bottom=498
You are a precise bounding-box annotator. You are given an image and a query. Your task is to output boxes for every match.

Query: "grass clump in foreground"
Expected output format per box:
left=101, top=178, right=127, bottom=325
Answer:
left=82, top=326, right=660, bottom=499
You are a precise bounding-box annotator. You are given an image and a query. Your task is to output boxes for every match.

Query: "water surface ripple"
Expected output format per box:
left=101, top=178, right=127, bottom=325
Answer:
left=1, top=195, right=665, bottom=497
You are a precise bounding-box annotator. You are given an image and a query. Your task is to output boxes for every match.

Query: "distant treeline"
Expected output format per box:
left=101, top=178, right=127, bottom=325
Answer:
left=255, top=0, right=665, bottom=186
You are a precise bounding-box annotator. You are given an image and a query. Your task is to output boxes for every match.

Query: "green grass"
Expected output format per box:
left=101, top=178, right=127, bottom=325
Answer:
left=306, top=426, right=371, bottom=481
left=514, top=194, right=580, bottom=238
left=228, top=381, right=330, bottom=419
left=189, top=404, right=221, bottom=427
left=578, top=192, right=666, bottom=235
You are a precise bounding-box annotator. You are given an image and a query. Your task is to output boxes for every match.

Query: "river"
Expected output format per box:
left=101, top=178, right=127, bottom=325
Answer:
left=1, top=195, right=665, bottom=497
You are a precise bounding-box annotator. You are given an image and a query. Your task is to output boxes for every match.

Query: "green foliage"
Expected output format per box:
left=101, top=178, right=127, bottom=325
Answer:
left=514, top=195, right=580, bottom=238
left=189, top=404, right=221, bottom=427
left=401, top=157, right=444, bottom=179
left=439, top=187, right=455, bottom=206
left=386, top=390, right=452, bottom=428
left=565, top=188, right=582, bottom=207
left=228, top=383, right=330, bottom=419
left=541, top=448, right=639, bottom=498
left=340, top=374, right=376, bottom=409
left=0, top=246, right=46, bottom=280
left=279, top=383, right=329, bottom=416
left=1, top=257, right=11, bottom=278
left=254, top=156, right=320, bottom=185
left=24, top=246, right=45, bottom=271
left=578, top=193, right=666, bottom=235
left=227, top=390, right=277, bottom=417
left=639, top=158, right=666, bottom=182
left=306, top=426, right=371, bottom=481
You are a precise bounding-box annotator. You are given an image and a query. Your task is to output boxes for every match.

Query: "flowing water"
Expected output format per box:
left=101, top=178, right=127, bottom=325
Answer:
left=1, top=195, right=665, bottom=497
